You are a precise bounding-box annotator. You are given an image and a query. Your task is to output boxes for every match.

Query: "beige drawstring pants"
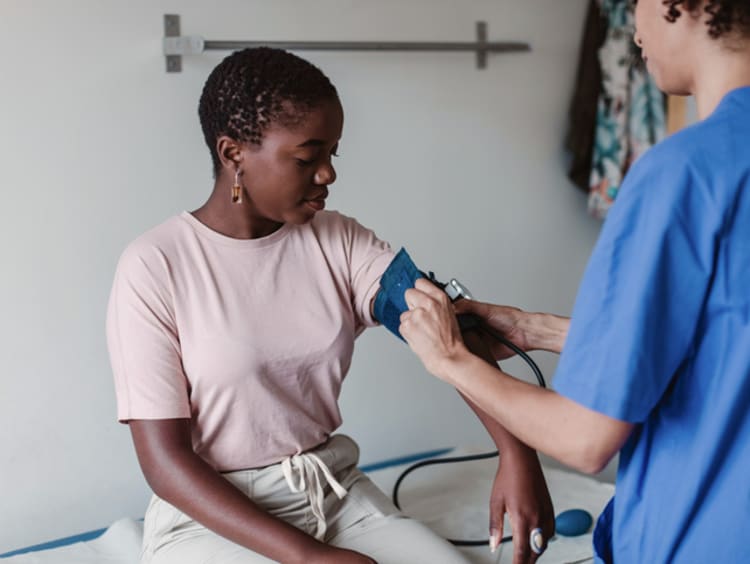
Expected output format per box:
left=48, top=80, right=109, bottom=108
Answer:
left=141, top=435, right=471, bottom=564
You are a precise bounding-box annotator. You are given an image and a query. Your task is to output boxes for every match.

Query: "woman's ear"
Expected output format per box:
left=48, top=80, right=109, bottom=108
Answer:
left=216, top=136, right=243, bottom=170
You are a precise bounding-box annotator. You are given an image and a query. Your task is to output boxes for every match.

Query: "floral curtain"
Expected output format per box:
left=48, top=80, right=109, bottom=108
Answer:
left=567, top=0, right=666, bottom=219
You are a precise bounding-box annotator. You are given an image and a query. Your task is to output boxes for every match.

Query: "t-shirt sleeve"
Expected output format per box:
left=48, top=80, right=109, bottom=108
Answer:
left=106, top=242, right=191, bottom=423
left=338, top=215, right=395, bottom=332
left=553, top=147, right=720, bottom=423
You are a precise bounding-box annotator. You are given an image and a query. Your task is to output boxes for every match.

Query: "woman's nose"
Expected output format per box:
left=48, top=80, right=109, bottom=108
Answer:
left=634, top=32, right=643, bottom=48
left=314, top=162, right=336, bottom=185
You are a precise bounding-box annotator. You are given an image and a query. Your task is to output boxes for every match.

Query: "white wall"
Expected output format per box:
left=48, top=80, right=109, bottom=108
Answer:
left=0, top=0, right=605, bottom=552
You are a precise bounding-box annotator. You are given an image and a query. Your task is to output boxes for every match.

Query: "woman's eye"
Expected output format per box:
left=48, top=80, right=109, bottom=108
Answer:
left=295, top=158, right=314, bottom=167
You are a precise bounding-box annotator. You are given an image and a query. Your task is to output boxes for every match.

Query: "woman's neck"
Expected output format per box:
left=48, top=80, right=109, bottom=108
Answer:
left=692, top=41, right=750, bottom=119
left=191, top=190, right=283, bottom=240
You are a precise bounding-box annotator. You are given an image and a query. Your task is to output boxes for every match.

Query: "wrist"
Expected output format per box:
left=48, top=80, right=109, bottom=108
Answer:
left=493, top=429, right=537, bottom=456
left=520, top=312, right=567, bottom=353
left=287, top=537, right=326, bottom=564
left=434, top=344, right=477, bottom=386
left=500, top=442, right=541, bottom=466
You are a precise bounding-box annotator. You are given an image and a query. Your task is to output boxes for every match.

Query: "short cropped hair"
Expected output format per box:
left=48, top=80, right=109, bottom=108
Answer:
left=198, top=47, right=339, bottom=175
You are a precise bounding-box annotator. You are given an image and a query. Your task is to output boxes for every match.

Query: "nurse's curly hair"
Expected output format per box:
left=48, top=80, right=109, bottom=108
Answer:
left=198, top=47, right=339, bottom=176
left=663, top=0, right=750, bottom=39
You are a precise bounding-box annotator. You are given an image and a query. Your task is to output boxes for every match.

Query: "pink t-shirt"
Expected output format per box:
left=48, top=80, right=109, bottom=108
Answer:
left=106, top=210, right=394, bottom=471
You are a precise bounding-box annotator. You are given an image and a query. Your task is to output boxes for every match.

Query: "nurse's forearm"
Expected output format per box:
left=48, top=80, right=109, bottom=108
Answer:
left=438, top=351, right=632, bottom=474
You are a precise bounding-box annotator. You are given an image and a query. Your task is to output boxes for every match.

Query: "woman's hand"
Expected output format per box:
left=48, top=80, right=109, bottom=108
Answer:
left=400, top=279, right=468, bottom=380
left=489, top=448, right=555, bottom=564
left=455, top=330, right=555, bottom=562
left=305, top=545, right=377, bottom=564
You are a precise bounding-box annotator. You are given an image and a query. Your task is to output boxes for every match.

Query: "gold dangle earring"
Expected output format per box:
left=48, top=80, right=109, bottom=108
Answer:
left=231, top=167, right=243, bottom=204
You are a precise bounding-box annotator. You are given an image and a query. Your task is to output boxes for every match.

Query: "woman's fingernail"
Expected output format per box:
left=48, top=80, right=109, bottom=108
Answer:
left=489, top=529, right=500, bottom=553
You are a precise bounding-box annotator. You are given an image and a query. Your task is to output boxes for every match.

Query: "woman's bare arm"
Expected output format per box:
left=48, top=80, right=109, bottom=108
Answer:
left=459, top=330, right=555, bottom=562
left=129, top=419, right=375, bottom=564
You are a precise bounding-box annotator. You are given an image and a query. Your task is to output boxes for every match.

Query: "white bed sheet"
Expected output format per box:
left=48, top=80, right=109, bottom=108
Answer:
left=1, top=518, right=143, bottom=564
left=3, top=448, right=613, bottom=564
left=366, top=448, right=614, bottom=564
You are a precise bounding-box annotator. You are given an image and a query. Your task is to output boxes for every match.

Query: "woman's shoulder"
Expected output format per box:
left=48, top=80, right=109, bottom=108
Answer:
left=306, top=210, right=391, bottom=259
left=311, top=209, right=364, bottom=227
left=115, top=214, right=188, bottom=275
left=309, top=209, right=376, bottom=238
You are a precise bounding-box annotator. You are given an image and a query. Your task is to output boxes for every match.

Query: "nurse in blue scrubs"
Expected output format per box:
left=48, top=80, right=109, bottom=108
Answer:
left=399, top=1, right=750, bottom=562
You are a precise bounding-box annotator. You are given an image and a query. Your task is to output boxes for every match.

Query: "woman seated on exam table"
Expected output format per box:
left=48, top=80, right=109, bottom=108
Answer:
left=107, top=47, right=553, bottom=564
left=399, top=0, right=750, bottom=562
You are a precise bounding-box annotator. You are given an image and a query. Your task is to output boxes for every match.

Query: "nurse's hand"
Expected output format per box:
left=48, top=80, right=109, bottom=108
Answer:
left=455, top=300, right=570, bottom=356
left=454, top=299, right=530, bottom=360
left=400, top=279, right=468, bottom=380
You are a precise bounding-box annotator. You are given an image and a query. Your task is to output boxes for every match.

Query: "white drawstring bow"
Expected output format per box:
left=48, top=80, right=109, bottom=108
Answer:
left=281, top=452, right=348, bottom=540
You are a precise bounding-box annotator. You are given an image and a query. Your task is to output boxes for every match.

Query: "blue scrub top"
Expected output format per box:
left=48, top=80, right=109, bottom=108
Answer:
left=554, top=86, right=750, bottom=563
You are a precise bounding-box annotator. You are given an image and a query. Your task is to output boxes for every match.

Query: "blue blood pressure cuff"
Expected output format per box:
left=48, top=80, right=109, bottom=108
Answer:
left=373, top=248, right=425, bottom=341
left=373, top=247, right=478, bottom=341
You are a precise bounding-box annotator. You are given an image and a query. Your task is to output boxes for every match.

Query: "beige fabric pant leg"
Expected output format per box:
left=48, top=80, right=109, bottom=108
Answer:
left=142, top=435, right=471, bottom=564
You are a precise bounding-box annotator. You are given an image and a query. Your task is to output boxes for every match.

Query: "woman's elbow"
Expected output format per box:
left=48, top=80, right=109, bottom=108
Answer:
left=135, top=450, right=174, bottom=496
left=143, top=471, right=166, bottom=498
left=129, top=418, right=194, bottom=497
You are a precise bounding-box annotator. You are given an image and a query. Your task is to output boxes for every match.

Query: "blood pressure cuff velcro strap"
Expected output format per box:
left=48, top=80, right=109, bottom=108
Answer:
left=373, top=248, right=425, bottom=341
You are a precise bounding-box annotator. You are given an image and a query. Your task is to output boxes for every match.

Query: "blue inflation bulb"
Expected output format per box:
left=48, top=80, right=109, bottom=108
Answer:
left=373, top=248, right=425, bottom=341
left=555, top=508, right=593, bottom=537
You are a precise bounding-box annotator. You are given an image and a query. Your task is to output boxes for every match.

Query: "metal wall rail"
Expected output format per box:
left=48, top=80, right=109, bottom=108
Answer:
left=163, top=14, right=531, bottom=73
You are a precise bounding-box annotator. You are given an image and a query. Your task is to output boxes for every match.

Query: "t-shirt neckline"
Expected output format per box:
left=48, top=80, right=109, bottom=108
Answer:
left=180, top=211, right=293, bottom=249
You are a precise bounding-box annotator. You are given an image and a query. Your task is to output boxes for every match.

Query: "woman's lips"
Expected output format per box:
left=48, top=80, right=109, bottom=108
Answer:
left=305, top=189, right=328, bottom=211
left=305, top=197, right=326, bottom=211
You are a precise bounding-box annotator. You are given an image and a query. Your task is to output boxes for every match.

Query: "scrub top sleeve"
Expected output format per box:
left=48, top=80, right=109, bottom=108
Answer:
left=553, top=149, right=720, bottom=423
